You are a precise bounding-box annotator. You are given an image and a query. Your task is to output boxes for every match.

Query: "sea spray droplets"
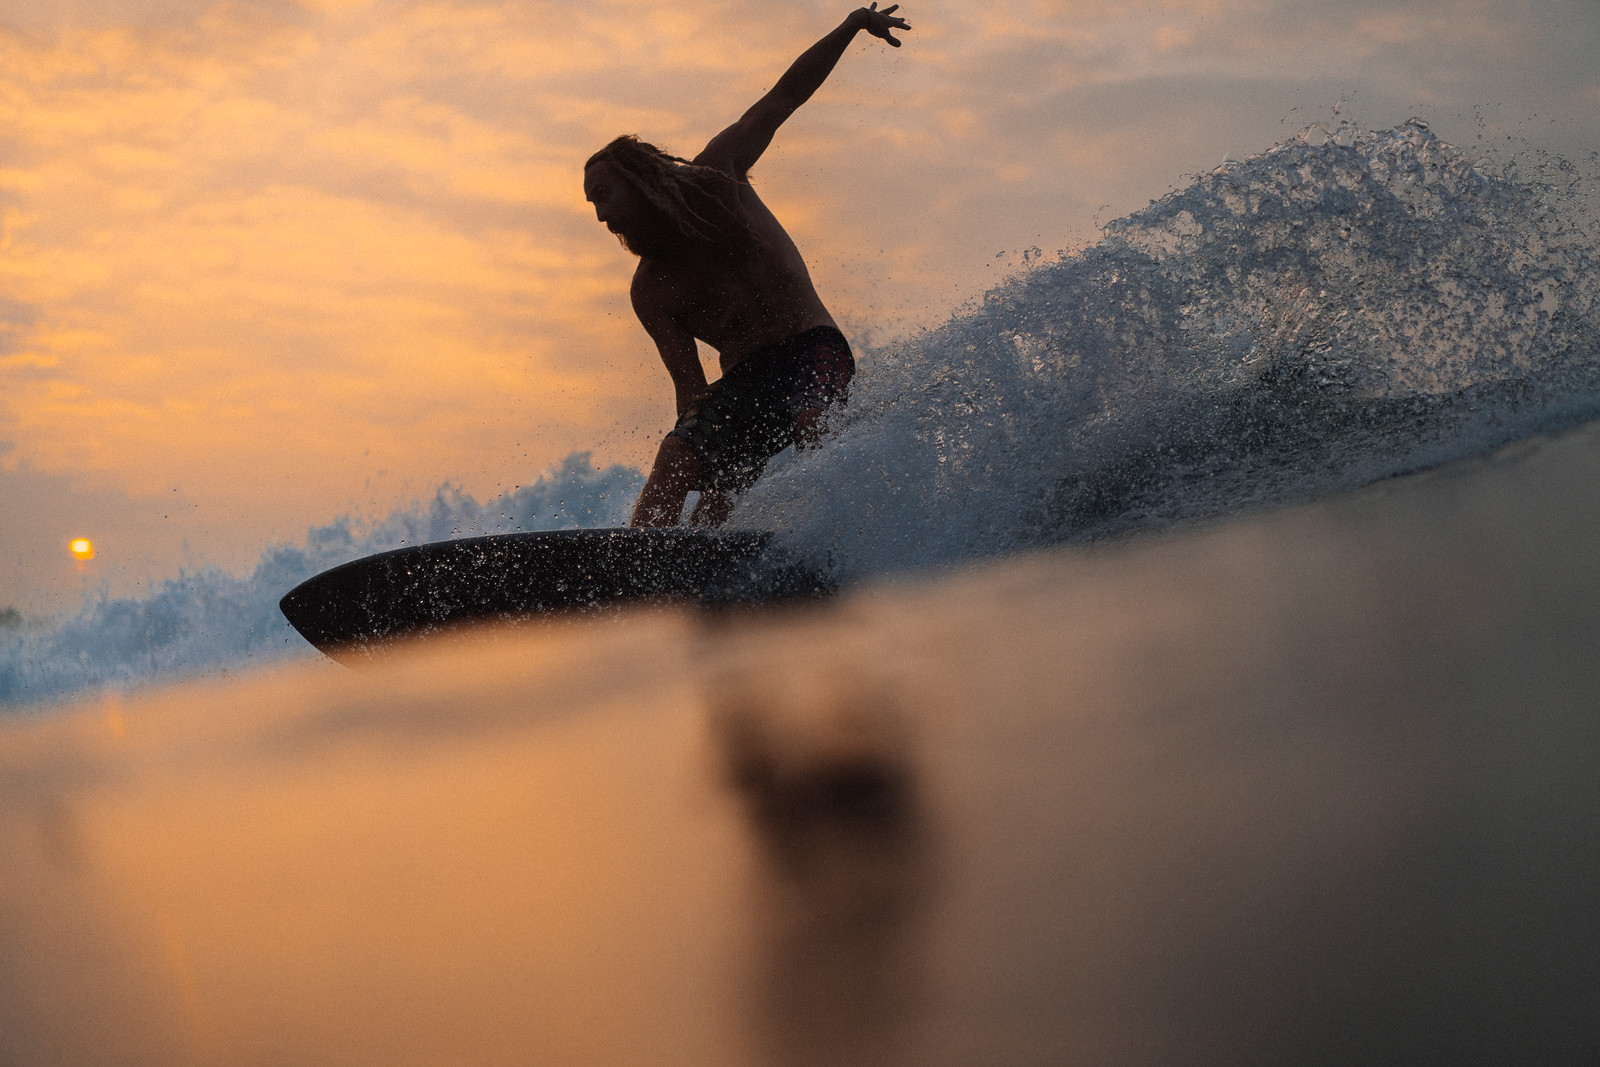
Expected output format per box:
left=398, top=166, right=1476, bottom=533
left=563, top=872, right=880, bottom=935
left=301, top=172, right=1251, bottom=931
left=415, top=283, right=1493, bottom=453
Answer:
left=739, top=120, right=1600, bottom=575
left=1123, top=119, right=1600, bottom=396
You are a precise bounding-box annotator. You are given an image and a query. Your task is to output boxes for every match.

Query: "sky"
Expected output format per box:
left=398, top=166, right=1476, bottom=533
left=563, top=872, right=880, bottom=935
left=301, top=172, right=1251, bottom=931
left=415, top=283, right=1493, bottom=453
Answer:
left=3, top=0, right=1598, bottom=613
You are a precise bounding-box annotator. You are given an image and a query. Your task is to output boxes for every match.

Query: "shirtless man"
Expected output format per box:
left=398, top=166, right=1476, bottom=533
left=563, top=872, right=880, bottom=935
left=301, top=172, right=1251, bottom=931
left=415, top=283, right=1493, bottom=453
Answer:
left=583, top=4, right=911, bottom=527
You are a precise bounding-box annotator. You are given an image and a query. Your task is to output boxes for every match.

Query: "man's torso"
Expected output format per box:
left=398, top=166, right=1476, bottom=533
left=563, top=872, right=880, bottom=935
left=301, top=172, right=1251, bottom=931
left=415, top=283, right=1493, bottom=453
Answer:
left=632, top=183, right=837, bottom=372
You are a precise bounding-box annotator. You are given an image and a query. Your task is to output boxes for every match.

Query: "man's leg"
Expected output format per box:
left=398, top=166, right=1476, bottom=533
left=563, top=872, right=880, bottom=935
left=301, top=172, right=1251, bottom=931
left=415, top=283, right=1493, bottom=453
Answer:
left=794, top=406, right=825, bottom=448
left=631, top=434, right=701, bottom=527
left=688, top=407, right=824, bottom=526
left=688, top=489, right=735, bottom=527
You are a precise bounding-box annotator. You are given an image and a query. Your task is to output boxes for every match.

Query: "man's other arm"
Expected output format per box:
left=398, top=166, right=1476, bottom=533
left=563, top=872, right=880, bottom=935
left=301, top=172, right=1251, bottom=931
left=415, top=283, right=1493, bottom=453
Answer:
left=631, top=278, right=706, bottom=417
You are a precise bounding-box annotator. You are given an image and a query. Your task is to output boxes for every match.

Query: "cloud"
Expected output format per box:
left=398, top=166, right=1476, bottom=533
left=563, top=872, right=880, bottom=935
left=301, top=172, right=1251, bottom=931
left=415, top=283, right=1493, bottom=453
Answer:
left=0, top=6, right=657, bottom=505
left=0, top=297, right=37, bottom=357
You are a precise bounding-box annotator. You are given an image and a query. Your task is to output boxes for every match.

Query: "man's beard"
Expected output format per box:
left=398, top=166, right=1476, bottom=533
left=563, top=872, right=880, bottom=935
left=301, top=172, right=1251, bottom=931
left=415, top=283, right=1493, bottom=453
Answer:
left=615, top=212, right=692, bottom=260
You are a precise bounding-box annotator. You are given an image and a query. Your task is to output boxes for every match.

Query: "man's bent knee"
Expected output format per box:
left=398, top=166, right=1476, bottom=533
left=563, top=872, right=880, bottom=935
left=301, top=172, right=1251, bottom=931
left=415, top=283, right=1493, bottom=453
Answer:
left=631, top=434, right=703, bottom=527
left=654, top=434, right=700, bottom=479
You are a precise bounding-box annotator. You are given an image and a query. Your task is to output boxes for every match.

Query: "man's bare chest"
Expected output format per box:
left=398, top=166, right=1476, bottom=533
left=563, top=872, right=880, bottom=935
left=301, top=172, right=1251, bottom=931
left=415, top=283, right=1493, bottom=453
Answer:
left=636, top=260, right=770, bottom=334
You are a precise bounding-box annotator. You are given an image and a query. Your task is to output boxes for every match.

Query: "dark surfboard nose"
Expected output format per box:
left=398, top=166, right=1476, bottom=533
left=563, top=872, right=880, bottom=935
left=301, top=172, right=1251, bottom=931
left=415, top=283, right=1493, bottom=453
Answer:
left=279, top=528, right=834, bottom=664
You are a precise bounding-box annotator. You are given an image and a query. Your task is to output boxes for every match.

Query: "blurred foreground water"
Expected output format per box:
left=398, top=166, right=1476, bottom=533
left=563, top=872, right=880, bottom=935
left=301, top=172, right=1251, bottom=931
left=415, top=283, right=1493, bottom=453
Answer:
left=3, top=410, right=1599, bottom=1065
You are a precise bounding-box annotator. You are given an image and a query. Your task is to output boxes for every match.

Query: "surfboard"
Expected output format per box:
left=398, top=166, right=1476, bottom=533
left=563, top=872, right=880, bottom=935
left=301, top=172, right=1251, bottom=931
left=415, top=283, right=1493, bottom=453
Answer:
left=279, top=528, right=829, bottom=664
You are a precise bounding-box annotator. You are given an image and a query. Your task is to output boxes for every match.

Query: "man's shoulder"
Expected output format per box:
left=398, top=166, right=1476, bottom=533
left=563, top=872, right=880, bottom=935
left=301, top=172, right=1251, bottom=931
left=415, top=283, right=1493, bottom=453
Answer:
left=689, top=139, right=746, bottom=182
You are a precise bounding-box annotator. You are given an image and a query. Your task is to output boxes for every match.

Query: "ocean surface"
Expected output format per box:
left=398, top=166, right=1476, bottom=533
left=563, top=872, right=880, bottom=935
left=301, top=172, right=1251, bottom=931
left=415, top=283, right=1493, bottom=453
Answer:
left=3, top=119, right=1598, bottom=709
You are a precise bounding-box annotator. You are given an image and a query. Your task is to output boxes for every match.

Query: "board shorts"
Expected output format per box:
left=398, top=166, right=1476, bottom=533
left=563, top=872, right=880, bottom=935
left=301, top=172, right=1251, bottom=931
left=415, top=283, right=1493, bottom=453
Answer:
left=667, top=325, right=855, bottom=493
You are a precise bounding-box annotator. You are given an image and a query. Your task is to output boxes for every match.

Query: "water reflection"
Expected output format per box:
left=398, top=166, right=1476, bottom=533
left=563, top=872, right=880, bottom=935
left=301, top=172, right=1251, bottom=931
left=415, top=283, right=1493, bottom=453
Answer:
left=710, top=664, right=930, bottom=1067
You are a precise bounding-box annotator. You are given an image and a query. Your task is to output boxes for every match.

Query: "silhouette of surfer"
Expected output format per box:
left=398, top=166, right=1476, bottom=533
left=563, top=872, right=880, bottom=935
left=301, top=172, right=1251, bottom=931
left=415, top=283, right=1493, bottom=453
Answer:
left=584, top=4, right=912, bottom=527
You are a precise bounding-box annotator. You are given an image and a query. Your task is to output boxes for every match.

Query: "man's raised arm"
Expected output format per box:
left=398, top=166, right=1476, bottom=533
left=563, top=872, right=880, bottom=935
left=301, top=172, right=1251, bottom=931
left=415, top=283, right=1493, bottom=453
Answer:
left=694, top=4, right=911, bottom=178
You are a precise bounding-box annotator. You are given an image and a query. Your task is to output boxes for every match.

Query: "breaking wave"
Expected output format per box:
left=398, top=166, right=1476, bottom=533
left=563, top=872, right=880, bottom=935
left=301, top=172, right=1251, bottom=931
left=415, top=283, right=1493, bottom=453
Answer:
left=741, top=120, right=1600, bottom=576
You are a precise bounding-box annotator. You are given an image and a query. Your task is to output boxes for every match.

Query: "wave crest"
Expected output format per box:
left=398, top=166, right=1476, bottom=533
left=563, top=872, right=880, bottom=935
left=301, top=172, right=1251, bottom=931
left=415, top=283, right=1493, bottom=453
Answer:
left=740, top=120, right=1600, bottom=574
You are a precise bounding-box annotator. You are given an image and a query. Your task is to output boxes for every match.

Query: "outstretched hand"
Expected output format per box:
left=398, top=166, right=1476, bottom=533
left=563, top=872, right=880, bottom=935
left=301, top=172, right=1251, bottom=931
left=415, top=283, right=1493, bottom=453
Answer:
left=858, top=3, right=911, bottom=46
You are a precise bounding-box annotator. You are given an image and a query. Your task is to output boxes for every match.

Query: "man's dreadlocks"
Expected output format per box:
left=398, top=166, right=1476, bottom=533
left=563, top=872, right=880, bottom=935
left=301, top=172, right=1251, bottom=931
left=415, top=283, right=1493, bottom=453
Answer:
left=584, top=135, right=762, bottom=249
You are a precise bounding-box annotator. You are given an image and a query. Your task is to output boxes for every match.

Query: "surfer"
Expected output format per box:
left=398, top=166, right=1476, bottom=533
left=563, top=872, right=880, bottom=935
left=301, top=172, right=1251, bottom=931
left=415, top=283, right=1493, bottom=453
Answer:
left=584, top=4, right=911, bottom=527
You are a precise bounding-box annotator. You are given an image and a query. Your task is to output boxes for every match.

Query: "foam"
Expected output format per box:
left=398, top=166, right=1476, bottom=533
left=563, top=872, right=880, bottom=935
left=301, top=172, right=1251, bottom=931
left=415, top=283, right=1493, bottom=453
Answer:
left=738, top=120, right=1600, bottom=577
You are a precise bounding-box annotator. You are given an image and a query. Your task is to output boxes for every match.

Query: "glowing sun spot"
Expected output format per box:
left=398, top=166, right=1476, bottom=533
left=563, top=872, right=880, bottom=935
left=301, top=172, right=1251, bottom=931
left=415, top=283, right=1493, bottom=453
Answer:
left=69, top=538, right=95, bottom=560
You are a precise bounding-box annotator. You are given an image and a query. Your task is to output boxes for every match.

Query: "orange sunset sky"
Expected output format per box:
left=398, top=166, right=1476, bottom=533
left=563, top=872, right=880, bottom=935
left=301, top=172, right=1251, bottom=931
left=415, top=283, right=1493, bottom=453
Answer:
left=3, top=0, right=1598, bottom=611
